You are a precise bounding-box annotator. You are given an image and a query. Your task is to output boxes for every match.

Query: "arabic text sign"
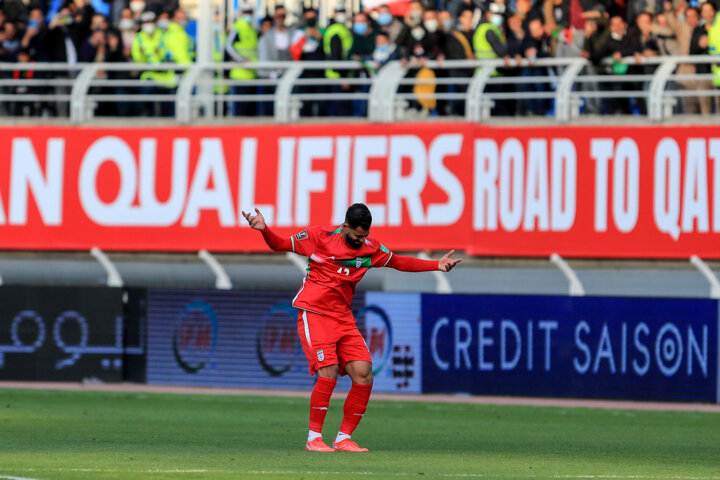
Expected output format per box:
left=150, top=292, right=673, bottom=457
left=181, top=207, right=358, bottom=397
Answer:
left=0, top=286, right=132, bottom=381
left=0, top=124, right=718, bottom=257
left=421, top=294, right=720, bottom=402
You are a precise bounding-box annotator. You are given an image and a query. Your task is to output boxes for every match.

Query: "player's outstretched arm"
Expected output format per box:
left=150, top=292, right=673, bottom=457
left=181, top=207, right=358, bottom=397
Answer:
left=241, top=208, right=293, bottom=252
left=385, top=250, right=462, bottom=272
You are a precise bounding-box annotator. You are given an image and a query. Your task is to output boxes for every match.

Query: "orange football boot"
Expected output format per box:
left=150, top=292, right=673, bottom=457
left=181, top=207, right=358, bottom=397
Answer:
left=305, top=438, right=335, bottom=452
left=332, top=439, right=369, bottom=452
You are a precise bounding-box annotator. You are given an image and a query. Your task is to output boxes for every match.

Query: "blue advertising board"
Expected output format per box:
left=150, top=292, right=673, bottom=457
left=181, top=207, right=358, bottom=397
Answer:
left=146, top=289, right=373, bottom=391
left=421, top=295, right=719, bottom=402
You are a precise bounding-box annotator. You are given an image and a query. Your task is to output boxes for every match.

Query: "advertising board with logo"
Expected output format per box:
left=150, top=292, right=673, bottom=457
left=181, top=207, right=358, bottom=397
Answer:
left=364, top=292, right=422, bottom=393
left=421, top=294, right=720, bottom=402
left=0, top=286, right=135, bottom=381
left=147, top=289, right=368, bottom=390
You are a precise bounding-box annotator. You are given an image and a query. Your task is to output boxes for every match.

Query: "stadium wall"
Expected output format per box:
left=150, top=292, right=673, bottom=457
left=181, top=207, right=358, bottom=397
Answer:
left=0, top=124, right=718, bottom=258
left=3, top=286, right=717, bottom=403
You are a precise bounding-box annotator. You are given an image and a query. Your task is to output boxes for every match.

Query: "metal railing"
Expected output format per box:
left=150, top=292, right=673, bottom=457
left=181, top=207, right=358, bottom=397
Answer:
left=0, top=56, right=718, bottom=124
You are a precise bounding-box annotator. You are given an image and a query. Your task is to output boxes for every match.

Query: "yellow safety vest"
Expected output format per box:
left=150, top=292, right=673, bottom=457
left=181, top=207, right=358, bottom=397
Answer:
left=229, top=18, right=258, bottom=80
left=473, top=22, right=504, bottom=77
left=214, top=31, right=229, bottom=94
left=708, top=13, right=720, bottom=87
left=131, top=30, right=175, bottom=87
left=323, top=22, right=352, bottom=79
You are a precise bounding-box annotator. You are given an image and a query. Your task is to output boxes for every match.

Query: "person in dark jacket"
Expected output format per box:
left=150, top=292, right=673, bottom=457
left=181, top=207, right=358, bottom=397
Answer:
left=592, top=15, right=637, bottom=113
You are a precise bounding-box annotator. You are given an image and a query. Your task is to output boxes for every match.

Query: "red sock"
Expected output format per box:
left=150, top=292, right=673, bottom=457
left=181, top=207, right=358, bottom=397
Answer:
left=339, top=383, right=373, bottom=435
left=309, top=376, right=336, bottom=433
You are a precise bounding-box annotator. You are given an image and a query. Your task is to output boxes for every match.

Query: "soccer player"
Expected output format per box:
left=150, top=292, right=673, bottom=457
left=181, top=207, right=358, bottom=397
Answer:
left=242, top=203, right=461, bottom=452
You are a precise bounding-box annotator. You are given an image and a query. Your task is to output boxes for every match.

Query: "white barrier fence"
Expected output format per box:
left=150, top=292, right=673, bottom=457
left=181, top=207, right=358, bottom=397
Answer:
left=0, top=56, right=718, bottom=124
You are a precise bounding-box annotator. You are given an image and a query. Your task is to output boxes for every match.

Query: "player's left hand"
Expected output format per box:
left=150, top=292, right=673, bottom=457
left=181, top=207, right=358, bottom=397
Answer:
left=438, top=250, right=462, bottom=272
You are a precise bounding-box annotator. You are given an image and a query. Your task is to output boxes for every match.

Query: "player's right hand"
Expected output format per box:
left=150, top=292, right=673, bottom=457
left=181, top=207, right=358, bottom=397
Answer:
left=242, top=208, right=266, bottom=231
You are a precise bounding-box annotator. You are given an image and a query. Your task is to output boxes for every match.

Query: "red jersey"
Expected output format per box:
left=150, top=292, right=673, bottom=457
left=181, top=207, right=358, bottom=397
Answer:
left=290, top=225, right=392, bottom=317
left=259, top=224, right=439, bottom=318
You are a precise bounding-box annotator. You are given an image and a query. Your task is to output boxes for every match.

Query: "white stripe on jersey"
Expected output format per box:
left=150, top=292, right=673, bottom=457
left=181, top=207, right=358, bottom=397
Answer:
left=302, top=309, right=312, bottom=349
left=382, top=252, right=393, bottom=267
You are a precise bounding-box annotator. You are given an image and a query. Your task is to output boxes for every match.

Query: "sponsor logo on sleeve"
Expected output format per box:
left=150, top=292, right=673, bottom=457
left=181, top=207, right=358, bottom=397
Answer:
left=295, top=230, right=309, bottom=241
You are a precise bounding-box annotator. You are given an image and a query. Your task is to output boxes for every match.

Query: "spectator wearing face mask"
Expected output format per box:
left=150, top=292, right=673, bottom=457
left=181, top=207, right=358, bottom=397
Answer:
left=396, top=0, right=425, bottom=59
left=348, top=11, right=376, bottom=117
left=226, top=4, right=258, bottom=116
left=474, top=1, right=510, bottom=68
left=324, top=3, right=353, bottom=116
left=118, top=8, right=137, bottom=59
left=160, top=9, right=195, bottom=66
left=257, top=5, right=294, bottom=116
left=403, top=8, right=446, bottom=115
left=369, top=31, right=399, bottom=72
left=290, top=7, right=327, bottom=116
left=375, top=4, right=403, bottom=43
left=131, top=11, right=170, bottom=116
left=156, top=11, right=171, bottom=32
left=474, top=1, right=513, bottom=115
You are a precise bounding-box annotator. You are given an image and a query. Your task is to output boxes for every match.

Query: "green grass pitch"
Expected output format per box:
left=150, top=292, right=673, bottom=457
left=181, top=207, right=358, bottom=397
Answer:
left=1, top=388, right=719, bottom=480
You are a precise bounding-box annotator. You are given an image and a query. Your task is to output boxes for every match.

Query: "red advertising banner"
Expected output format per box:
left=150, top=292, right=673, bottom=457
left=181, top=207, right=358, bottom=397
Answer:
left=0, top=124, right=717, bottom=258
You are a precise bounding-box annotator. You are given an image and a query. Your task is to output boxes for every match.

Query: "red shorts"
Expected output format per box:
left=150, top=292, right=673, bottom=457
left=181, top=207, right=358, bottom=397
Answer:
left=297, top=309, right=371, bottom=376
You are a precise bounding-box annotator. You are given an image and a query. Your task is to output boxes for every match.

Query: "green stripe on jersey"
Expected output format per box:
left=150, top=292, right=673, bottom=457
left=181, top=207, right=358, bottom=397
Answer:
left=336, top=256, right=373, bottom=269
left=331, top=226, right=341, bottom=234
left=380, top=244, right=390, bottom=254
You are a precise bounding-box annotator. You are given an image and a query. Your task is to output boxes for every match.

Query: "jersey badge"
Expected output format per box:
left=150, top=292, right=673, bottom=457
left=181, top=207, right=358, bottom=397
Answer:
left=356, top=257, right=363, bottom=268
left=295, top=230, right=308, bottom=241
left=316, top=349, right=325, bottom=362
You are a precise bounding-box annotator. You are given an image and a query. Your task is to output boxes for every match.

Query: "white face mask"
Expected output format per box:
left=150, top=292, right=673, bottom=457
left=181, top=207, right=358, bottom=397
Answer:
left=490, top=14, right=504, bottom=27
left=442, top=18, right=454, bottom=31
left=130, top=2, right=145, bottom=13
left=610, top=31, right=623, bottom=40
left=141, top=22, right=155, bottom=34
left=157, top=18, right=169, bottom=29
left=411, top=26, right=425, bottom=40
left=424, top=19, right=438, bottom=33
left=119, top=18, right=136, bottom=31
left=335, top=13, right=347, bottom=24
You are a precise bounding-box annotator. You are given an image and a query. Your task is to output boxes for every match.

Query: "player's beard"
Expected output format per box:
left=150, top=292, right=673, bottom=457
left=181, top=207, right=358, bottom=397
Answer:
left=344, top=233, right=363, bottom=249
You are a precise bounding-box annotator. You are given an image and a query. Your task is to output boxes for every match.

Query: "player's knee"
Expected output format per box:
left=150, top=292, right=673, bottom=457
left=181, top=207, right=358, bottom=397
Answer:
left=355, top=368, right=373, bottom=385
left=317, top=364, right=339, bottom=380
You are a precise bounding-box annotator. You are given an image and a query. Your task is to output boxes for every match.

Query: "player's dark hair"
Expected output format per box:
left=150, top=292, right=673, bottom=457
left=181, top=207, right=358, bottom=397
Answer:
left=345, top=203, right=372, bottom=230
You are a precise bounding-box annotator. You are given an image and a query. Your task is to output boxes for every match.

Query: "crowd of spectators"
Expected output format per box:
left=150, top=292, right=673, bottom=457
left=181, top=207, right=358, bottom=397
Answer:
left=0, top=0, right=719, bottom=117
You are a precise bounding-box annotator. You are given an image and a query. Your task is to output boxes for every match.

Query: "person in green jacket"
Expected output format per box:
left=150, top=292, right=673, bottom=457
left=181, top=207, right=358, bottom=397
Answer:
left=473, top=1, right=513, bottom=115
left=324, top=3, right=353, bottom=116
left=708, top=10, right=720, bottom=90
left=225, top=3, right=258, bottom=116
left=150, top=9, right=194, bottom=116
left=131, top=10, right=173, bottom=116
